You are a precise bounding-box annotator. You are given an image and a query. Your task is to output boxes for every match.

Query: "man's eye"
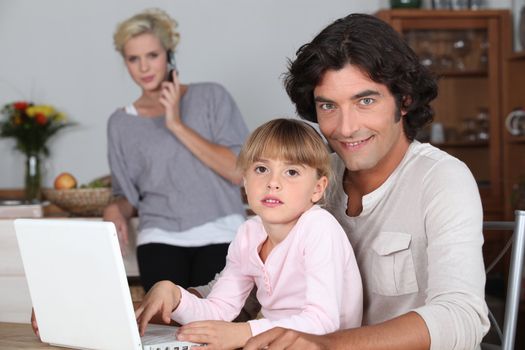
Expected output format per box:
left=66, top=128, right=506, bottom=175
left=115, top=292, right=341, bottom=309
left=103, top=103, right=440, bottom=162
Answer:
left=360, top=98, right=375, bottom=106
left=319, top=103, right=335, bottom=111
left=286, top=169, right=299, bottom=177
left=255, top=166, right=268, bottom=174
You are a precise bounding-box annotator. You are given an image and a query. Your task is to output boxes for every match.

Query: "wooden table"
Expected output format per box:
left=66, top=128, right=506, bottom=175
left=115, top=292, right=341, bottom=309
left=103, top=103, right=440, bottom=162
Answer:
left=0, top=323, right=64, bottom=349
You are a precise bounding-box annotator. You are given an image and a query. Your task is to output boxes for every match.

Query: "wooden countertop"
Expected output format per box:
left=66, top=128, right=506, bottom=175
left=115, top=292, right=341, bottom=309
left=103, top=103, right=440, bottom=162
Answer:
left=0, top=323, right=63, bottom=349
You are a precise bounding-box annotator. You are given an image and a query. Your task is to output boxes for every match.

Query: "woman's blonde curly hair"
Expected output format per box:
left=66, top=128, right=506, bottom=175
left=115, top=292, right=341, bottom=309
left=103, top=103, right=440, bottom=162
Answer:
left=113, top=8, right=180, bottom=56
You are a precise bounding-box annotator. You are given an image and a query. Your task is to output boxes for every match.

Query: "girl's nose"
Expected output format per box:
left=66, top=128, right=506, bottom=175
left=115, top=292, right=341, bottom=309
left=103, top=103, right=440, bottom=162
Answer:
left=267, top=179, right=281, bottom=190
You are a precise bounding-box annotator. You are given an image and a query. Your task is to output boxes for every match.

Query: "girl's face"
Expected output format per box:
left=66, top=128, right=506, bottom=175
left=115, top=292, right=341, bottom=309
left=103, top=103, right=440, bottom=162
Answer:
left=244, top=157, right=328, bottom=235
left=123, top=33, right=168, bottom=92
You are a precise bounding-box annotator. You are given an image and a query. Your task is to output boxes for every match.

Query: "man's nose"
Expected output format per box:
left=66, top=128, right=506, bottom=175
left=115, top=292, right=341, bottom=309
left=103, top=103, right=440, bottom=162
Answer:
left=339, top=107, right=360, bottom=136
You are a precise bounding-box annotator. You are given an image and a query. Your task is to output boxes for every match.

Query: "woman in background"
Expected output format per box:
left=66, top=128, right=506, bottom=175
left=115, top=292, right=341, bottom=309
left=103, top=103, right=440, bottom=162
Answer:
left=105, top=8, right=249, bottom=291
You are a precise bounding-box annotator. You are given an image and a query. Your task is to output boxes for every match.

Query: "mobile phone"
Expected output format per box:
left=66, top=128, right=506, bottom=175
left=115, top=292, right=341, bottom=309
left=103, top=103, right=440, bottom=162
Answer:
left=167, top=50, right=178, bottom=82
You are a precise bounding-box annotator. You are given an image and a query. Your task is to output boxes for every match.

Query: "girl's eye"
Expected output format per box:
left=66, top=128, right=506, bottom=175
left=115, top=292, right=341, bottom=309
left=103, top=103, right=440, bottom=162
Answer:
left=360, top=97, right=375, bottom=106
left=127, top=56, right=138, bottom=63
left=286, top=169, right=299, bottom=177
left=148, top=52, right=159, bottom=59
left=254, top=166, right=268, bottom=174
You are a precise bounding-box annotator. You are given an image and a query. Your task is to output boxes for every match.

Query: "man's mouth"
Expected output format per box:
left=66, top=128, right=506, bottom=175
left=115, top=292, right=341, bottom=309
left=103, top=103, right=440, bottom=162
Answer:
left=341, top=135, right=374, bottom=150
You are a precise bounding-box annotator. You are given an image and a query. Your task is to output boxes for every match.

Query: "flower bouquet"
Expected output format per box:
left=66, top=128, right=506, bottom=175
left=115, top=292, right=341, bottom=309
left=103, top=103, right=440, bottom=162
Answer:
left=0, top=101, right=73, bottom=202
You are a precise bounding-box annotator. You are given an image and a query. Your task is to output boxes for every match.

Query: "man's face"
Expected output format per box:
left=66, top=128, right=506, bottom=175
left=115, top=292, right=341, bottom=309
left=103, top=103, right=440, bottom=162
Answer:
left=313, top=64, right=408, bottom=175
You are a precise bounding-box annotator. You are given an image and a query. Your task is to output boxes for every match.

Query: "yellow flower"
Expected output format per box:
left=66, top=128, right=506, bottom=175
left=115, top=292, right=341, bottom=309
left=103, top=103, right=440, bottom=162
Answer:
left=26, top=105, right=55, bottom=118
left=54, top=112, right=67, bottom=122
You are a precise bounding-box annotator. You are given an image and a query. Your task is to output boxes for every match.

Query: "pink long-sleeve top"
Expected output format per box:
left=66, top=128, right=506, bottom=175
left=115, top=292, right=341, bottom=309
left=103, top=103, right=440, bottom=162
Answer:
left=171, top=205, right=363, bottom=336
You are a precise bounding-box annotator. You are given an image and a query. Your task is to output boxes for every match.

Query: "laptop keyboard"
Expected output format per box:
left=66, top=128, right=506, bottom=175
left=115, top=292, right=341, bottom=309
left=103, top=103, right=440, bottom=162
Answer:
left=141, top=324, right=203, bottom=349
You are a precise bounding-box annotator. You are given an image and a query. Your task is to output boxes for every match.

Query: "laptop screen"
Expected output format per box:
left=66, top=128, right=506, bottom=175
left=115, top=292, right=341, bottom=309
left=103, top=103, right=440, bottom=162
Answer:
left=15, top=219, right=200, bottom=350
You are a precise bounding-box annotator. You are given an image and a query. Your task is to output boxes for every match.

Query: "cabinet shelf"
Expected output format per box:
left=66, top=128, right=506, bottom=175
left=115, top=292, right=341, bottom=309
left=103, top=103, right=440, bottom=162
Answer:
left=436, top=69, right=487, bottom=77
left=507, top=135, right=525, bottom=144
left=433, top=140, right=489, bottom=148
left=508, top=51, right=525, bottom=61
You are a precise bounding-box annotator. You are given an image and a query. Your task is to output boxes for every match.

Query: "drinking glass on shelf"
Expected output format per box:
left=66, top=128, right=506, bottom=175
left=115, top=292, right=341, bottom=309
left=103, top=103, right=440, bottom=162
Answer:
left=452, top=33, right=472, bottom=71
left=432, top=0, right=452, bottom=9
left=470, top=0, right=485, bottom=10
left=416, top=32, right=436, bottom=69
left=437, top=37, right=455, bottom=71
left=479, top=39, right=489, bottom=69
left=475, top=108, right=490, bottom=141
left=452, top=0, right=469, bottom=9
left=460, top=117, right=478, bottom=142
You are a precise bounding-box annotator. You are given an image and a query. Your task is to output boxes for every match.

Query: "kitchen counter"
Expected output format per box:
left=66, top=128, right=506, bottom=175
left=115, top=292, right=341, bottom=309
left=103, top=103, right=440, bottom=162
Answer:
left=0, top=217, right=140, bottom=324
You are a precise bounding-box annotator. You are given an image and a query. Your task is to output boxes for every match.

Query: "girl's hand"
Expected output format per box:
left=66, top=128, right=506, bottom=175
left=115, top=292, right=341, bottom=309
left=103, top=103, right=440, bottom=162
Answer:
left=135, top=280, right=181, bottom=336
left=30, top=307, right=40, bottom=339
left=177, top=320, right=252, bottom=350
left=159, top=71, right=182, bottom=132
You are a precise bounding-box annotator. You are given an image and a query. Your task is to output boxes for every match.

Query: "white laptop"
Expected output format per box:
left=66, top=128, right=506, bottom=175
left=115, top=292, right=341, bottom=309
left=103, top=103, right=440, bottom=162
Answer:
left=14, top=219, right=202, bottom=350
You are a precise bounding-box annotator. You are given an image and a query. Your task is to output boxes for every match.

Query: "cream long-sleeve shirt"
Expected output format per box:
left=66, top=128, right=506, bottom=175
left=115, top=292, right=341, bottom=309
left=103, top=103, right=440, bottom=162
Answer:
left=326, top=141, right=490, bottom=350
left=171, top=205, right=363, bottom=336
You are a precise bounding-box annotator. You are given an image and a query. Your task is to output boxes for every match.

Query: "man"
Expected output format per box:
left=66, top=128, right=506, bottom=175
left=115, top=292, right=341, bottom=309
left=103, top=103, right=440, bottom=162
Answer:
left=30, top=13, right=490, bottom=350
left=245, top=13, right=489, bottom=350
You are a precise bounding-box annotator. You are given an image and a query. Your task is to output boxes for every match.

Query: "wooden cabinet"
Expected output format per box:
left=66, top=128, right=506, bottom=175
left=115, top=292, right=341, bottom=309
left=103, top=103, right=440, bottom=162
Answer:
left=376, top=9, right=513, bottom=219
left=502, top=52, right=525, bottom=220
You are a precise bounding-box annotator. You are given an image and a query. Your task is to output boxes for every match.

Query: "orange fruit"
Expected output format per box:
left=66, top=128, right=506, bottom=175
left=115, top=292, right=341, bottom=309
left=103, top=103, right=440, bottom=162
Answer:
left=54, top=172, right=77, bottom=190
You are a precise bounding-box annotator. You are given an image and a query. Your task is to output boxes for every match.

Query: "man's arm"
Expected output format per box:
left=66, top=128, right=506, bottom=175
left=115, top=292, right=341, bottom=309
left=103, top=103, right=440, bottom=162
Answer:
left=321, top=312, right=430, bottom=350
left=244, top=312, right=430, bottom=350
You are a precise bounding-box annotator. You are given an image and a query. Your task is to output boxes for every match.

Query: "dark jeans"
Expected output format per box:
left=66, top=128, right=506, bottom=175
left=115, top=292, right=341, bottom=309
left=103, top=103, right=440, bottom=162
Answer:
left=137, top=243, right=229, bottom=292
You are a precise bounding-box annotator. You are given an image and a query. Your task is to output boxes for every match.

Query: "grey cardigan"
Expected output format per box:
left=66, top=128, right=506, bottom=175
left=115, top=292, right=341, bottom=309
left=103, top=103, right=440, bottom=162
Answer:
left=107, top=82, right=249, bottom=233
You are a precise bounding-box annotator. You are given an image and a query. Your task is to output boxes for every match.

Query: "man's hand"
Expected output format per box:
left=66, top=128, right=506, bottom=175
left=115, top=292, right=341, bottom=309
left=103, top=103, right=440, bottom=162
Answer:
left=177, top=320, right=251, bottom=350
left=135, top=281, right=181, bottom=336
left=243, top=327, right=329, bottom=350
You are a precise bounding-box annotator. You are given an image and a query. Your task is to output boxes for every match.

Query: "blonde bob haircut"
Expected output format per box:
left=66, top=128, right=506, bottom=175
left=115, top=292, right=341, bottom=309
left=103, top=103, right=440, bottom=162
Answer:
left=237, top=118, right=332, bottom=183
left=113, top=8, right=180, bottom=56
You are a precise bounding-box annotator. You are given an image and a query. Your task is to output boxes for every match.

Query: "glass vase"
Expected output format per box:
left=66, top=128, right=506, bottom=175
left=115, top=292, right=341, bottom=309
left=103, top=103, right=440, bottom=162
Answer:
left=25, top=152, right=42, bottom=203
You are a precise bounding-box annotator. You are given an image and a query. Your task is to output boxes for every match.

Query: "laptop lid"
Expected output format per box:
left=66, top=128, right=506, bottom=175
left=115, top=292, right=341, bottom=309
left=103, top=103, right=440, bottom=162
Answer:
left=14, top=219, right=199, bottom=350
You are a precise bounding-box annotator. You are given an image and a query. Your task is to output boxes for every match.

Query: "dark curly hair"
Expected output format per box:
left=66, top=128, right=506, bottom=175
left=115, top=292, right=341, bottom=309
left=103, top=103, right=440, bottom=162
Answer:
left=284, top=13, right=438, bottom=141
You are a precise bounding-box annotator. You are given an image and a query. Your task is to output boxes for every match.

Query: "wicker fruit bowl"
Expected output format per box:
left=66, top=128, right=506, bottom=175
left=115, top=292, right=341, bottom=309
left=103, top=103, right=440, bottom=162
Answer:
left=43, top=188, right=112, bottom=217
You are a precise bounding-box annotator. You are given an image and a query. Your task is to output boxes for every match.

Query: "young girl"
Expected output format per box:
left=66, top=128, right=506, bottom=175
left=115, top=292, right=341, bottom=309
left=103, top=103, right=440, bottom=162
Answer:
left=135, top=118, right=363, bottom=348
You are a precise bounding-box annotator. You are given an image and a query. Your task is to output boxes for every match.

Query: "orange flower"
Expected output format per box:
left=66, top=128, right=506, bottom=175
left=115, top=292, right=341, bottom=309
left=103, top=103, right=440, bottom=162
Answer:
left=35, top=113, right=48, bottom=125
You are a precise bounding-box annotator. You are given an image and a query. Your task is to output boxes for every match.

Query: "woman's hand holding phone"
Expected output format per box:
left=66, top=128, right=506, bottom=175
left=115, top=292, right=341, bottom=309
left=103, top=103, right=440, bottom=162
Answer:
left=160, top=70, right=183, bottom=133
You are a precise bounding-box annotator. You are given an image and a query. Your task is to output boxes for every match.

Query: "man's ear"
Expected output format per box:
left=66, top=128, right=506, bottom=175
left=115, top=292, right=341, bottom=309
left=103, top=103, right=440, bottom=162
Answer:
left=401, top=95, right=413, bottom=116
left=311, top=176, right=328, bottom=203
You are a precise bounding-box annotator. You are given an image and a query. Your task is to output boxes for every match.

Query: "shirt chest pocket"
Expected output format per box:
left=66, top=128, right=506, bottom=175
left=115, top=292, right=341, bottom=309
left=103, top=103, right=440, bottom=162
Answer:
left=370, top=231, right=418, bottom=296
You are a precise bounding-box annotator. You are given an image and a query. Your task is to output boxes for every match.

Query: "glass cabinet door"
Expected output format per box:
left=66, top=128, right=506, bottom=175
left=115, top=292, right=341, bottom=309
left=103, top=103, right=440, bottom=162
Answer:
left=376, top=10, right=510, bottom=217
left=404, top=27, right=492, bottom=189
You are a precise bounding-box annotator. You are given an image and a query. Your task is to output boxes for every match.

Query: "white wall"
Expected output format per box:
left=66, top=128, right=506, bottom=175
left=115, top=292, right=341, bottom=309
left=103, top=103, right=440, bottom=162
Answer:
left=0, top=0, right=512, bottom=188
